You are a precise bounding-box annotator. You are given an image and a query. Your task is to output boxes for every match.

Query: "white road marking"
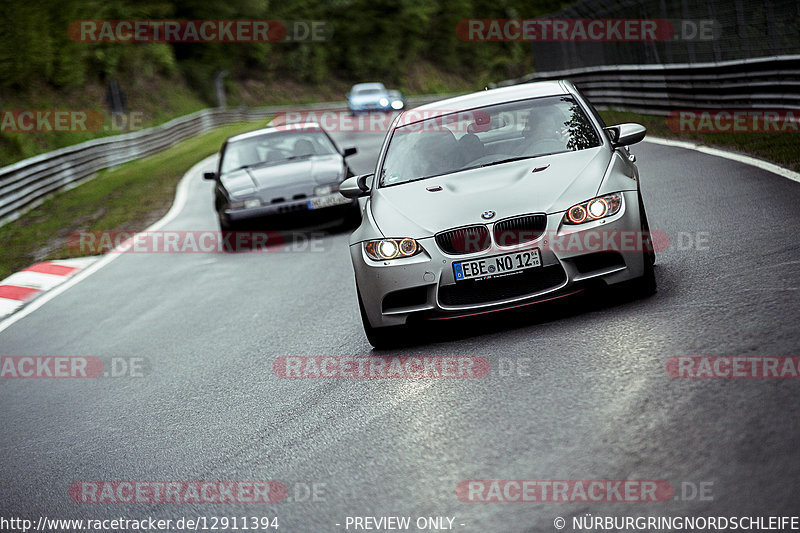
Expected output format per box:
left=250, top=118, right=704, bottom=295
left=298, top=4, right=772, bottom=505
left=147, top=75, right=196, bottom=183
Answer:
left=644, top=136, right=800, bottom=184
left=0, top=154, right=216, bottom=335
left=0, top=299, right=24, bottom=316
left=2, top=271, right=76, bottom=291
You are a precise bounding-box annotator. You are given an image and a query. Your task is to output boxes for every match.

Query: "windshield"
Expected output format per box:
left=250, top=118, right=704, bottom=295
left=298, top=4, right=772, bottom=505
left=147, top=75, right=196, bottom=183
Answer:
left=352, top=83, right=386, bottom=94
left=379, top=96, right=601, bottom=187
left=221, top=130, right=338, bottom=174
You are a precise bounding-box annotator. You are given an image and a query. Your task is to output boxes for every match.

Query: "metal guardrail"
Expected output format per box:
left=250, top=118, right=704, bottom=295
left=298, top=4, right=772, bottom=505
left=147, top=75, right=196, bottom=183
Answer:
left=0, top=107, right=274, bottom=227
left=0, top=95, right=447, bottom=228
left=490, top=55, right=800, bottom=116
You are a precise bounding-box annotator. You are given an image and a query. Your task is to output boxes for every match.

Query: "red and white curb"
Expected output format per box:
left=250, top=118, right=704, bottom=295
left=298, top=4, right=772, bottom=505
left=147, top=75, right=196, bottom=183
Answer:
left=0, top=258, right=97, bottom=318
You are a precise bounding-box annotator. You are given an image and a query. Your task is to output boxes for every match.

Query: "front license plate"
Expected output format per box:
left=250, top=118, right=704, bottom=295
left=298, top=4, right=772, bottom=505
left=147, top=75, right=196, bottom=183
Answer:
left=307, top=194, right=351, bottom=210
left=453, top=249, right=542, bottom=281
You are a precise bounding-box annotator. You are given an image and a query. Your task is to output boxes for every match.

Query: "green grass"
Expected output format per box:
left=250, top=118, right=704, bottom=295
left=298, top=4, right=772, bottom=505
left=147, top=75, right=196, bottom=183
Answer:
left=0, top=77, right=208, bottom=166
left=0, top=119, right=267, bottom=280
left=599, top=109, right=800, bottom=173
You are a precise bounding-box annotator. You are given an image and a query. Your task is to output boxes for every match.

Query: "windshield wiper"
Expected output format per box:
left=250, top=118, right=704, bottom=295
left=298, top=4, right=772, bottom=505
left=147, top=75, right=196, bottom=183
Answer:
left=232, top=154, right=314, bottom=172
left=478, top=156, right=536, bottom=168
left=233, top=160, right=274, bottom=172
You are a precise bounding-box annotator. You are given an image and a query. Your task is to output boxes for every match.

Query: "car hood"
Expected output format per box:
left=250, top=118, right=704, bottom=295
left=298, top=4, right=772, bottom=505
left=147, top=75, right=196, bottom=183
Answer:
left=222, top=155, right=343, bottom=198
left=369, top=147, right=610, bottom=239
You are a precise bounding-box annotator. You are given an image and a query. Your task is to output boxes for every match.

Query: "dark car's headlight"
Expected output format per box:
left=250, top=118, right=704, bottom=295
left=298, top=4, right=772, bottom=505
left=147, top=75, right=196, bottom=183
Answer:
left=379, top=97, right=389, bottom=107
left=391, top=100, right=404, bottom=110
left=229, top=198, right=261, bottom=209
left=562, top=193, right=622, bottom=225
left=364, top=238, right=423, bottom=261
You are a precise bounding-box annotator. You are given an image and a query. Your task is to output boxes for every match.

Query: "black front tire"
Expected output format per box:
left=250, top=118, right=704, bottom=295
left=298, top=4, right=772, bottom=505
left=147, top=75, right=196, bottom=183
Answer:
left=218, top=214, right=237, bottom=232
left=633, top=200, right=657, bottom=298
left=639, top=192, right=656, bottom=266
left=632, top=245, right=657, bottom=298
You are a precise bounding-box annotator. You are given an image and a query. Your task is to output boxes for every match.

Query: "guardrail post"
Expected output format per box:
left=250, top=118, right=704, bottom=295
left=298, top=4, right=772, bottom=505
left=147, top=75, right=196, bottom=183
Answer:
left=215, top=70, right=229, bottom=108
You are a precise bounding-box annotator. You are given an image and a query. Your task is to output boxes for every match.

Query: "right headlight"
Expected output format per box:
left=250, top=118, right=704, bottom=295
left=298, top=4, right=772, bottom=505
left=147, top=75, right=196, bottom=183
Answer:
left=364, top=238, right=423, bottom=261
left=562, top=193, right=623, bottom=225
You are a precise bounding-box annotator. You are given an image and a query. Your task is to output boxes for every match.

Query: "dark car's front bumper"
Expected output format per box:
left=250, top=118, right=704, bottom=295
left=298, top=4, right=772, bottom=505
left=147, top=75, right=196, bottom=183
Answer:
left=348, top=104, right=393, bottom=113
left=225, top=194, right=357, bottom=221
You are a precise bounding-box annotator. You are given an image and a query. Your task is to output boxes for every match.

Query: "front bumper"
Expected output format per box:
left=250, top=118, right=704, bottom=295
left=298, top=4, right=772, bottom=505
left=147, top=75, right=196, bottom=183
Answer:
left=352, top=191, right=646, bottom=328
left=348, top=103, right=393, bottom=113
left=225, top=194, right=357, bottom=221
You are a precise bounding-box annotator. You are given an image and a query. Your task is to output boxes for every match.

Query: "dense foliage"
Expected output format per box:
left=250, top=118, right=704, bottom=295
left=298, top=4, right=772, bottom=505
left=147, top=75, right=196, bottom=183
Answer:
left=0, top=0, right=562, bottom=96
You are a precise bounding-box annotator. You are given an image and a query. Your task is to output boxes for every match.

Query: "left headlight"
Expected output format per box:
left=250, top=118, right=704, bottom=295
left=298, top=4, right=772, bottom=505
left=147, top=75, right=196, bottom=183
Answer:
left=562, top=193, right=622, bottom=225
left=379, top=97, right=389, bottom=107
left=229, top=198, right=261, bottom=209
left=364, top=238, right=423, bottom=261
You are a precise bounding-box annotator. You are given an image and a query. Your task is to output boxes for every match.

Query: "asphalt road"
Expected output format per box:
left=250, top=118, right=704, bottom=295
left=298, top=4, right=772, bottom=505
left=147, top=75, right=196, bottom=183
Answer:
left=1, top=123, right=799, bottom=533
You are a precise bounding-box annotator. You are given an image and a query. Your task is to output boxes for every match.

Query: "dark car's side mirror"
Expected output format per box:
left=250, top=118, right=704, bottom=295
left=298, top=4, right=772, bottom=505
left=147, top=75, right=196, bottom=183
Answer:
left=203, top=171, right=217, bottom=180
left=343, top=147, right=357, bottom=158
left=606, top=123, right=646, bottom=148
left=340, top=174, right=372, bottom=198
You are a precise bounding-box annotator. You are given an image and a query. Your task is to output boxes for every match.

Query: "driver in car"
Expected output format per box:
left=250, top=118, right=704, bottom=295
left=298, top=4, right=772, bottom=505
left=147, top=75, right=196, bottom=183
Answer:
left=517, top=108, right=569, bottom=153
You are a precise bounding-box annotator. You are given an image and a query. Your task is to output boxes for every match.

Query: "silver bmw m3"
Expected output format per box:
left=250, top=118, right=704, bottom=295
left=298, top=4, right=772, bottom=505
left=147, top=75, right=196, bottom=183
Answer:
left=340, top=80, right=656, bottom=348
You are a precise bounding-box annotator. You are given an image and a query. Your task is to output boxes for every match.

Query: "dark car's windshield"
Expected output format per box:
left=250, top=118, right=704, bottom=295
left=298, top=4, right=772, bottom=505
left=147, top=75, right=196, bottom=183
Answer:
left=352, top=83, right=385, bottom=94
left=379, top=95, right=601, bottom=187
left=221, top=130, right=338, bottom=174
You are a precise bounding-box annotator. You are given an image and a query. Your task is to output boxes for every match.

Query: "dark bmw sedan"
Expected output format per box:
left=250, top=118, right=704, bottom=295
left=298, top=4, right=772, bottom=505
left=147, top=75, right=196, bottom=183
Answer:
left=204, top=123, right=359, bottom=230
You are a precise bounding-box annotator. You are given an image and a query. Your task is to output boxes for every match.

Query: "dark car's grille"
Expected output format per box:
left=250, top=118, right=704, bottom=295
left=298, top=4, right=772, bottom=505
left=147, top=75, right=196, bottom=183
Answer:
left=493, top=214, right=547, bottom=247
left=435, top=225, right=491, bottom=255
left=277, top=204, right=307, bottom=213
left=438, top=265, right=566, bottom=306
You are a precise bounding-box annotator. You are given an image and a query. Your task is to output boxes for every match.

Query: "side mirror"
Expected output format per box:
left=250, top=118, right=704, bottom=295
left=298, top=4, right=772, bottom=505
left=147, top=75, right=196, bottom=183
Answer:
left=339, top=174, right=372, bottom=198
left=343, top=147, right=357, bottom=158
left=606, top=123, right=646, bottom=148
left=203, top=171, right=217, bottom=180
